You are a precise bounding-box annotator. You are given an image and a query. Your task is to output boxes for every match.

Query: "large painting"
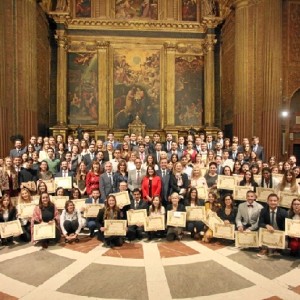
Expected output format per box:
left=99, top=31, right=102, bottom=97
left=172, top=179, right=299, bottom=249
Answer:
left=113, top=49, right=160, bottom=129
left=182, top=0, right=197, bottom=21
left=68, top=52, right=98, bottom=125
left=75, top=0, right=91, bottom=17
left=115, top=0, right=158, bottom=20
left=175, top=56, right=204, bottom=126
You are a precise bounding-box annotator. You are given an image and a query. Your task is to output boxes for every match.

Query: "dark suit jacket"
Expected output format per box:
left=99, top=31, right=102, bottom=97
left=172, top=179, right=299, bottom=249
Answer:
left=156, top=169, right=170, bottom=206
left=252, top=145, right=265, bottom=161
left=169, top=172, right=189, bottom=195
left=0, top=207, right=17, bottom=223
left=130, top=198, right=149, bottom=210
left=9, top=148, right=26, bottom=158
left=83, top=153, right=96, bottom=170
left=99, top=172, right=115, bottom=202
left=259, top=206, right=287, bottom=231
left=96, top=208, right=122, bottom=228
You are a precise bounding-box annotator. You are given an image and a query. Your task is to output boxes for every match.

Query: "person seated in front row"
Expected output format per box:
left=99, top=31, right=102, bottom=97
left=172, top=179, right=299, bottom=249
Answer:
left=218, top=194, right=237, bottom=225
left=96, top=195, right=124, bottom=248
left=288, top=198, right=300, bottom=256
left=60, top=200, right=82, bottom=243
left=31, top=192, right=61, bottom=249
left=0, top=193, right=18, bottom=245
left=166, top=192, right=186, bottom=241
left=127, top=188, right=148, bottom=241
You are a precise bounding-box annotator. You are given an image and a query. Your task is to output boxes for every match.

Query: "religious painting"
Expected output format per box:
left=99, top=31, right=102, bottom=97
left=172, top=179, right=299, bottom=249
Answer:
left=75, top=0, right=91, bottom=17
left=115, top=0, right=158, bottom=20
left=67, top=52, right=98, bottom=125
left=175, top=56, right=204, bottom=126
left=182, top=0, right=197, bottom=21
left=113, top=49, right=160, bottom=129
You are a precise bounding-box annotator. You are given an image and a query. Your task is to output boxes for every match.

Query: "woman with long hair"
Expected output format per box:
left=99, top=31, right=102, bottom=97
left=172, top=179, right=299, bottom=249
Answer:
left=18, top=187, right=33, bottom=242
left=142, top=154, right=159, bottom=171
left=288, top=198, right=300, bottom=256
left=278, top=170, right=298, bottom=194
left=205, top=150, right=215, bottom=167
left=74, top=161, right=88, bottom=196
left=193, top=153, right=205, bottom=168
left=113, top=160, right=128, bottom=192
left=147, top=195, right=165, bottom=241
left=204, top=162, right=218, bottom=192
left=38, top=160, right=53, bottom=181
left=96, top=195, right=124, bottom=248
left=170, top=153, right=179, bottom=164
left=169, top=162, right=189, bottom=200
left=85, top=161, right=100, bottom=196
left=190, top=166, right=208, bottom=193
left=218, top=194, right=237, bottom=225
left=0, top=157, right=19, bottom=196
left=233, top=161, right=242, bottom=175
left=141, top=166, right=162, bottom=203
left=80, top=139, right=89, bottom=156
left=37, top=181, right=48, bottom=195
left=120, top=142, right=130, bottom=162
left=239, top=170, right=258, bottom=192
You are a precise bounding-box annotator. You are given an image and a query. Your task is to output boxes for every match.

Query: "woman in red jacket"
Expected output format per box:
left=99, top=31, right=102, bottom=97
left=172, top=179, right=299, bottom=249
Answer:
left=141, top=166, right=162, bottom=203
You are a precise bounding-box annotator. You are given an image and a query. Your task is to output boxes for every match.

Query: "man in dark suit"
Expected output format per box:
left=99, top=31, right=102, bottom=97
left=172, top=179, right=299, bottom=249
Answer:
left=85, top=189, right=101, bottom=237
left=177, top=136, right=186, bottom=152
left=229, top=142, right=239, bottom=161
left=127, top=188, right=148, bottom=241
left=206, top=134, right=216, bottom=151
left=9, top=139, right=26, bottom=158
left=83, top=143, right=97, bottom=170
left=167, top=142, right=183, bottom=161
left=55, top=160, right=74, bottom=195
left=153, top=142, right=163, bottom=165
left=99, top=161, right=115, bottom=202
left=257, top=193, right=287, bottom=257
left=156, top=158, right=170, bottom=208
left=252, top=136, right=265, bottom=161
left=163, top=133, right=173, bottom=153
left=149, top=132, right=161, bottom=154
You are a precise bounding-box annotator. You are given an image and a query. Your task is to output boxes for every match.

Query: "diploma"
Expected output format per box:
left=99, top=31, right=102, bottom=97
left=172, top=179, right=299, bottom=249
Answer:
left=32, top=195, right=40, bottom=205
left=213, top=223, right=235, bottom=240
left=285, top=219, right=300, bottom=238
left=233, top=174, right=244, bottom=185
left=253, top=175, right=261, bottom=185
left=144, top=215, right=165, bottom=231
left=127, top=209, right=147, bottom=226
left=11, top=197, right=19, bottom=206
left=256, top=187, right=275, bottom=203
left=0, top=220, right=23, bottom=238
left=235, top=231, right=259, bottom=248
left=50, top=196, right=69, bottom=209
left=17, top=203, right=36, bottom=218
left=43, top=179, right=56, bottom=193
left=33, top=222, right=55, bottom=241
left=279, top=192, right=298, bottom=209
left=186, top=206, right=206, bottom=222
left=200, top=167, right=208, bottom=176
left=84, top=204, right=104, bottom=218
left=110, top=191, right=131, bottom=207
left=272, top=173, right=284, bottom=183
left=167, top=211, right=187, bottom=227
left=258, top=228, right=285, bottom=249
left=217, top=175, right=235, bottom=190
left=72, top=198, right=87, bottom=211
left=22, top=181, right=36, bottom=192
left=234, top=186, right=253, bottom=201
left=54, top=176, right=72, bottom=189
left=207, top=211, right=224, bottom=230
left=104, top=220, right=127, bottom=236
left=197, top=186, right=208, bottom=199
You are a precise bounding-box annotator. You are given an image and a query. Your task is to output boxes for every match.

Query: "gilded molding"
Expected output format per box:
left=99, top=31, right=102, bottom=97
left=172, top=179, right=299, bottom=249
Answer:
left=201, top=16, right=223, bottom=29
left=203, top=35, right=217, bottom=53
left=56, top=35, right=69, bottom=50
left=176, top=43, right=204, bottom=55
left=49, top=11, right=70, bottom=24
left=96, top=41, right=110, bottom=49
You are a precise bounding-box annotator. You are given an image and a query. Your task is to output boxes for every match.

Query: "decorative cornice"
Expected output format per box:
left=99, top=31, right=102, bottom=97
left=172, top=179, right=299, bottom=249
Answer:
left=201, top=16, right=223, bottom=29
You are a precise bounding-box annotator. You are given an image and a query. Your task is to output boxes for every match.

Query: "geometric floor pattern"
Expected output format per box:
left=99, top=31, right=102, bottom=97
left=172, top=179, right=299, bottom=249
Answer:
left=1, top=236, right=300, bottom=300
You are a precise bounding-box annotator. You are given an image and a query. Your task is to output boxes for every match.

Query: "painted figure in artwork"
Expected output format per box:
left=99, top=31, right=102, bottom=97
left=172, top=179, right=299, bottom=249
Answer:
left=182, top=0, right=197, bottom=21
left=76, top=0, right=91, bottom=17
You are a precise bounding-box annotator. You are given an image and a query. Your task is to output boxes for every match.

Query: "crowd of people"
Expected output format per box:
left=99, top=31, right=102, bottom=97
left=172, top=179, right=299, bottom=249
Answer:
left=0, top=130, right=299, bottom=257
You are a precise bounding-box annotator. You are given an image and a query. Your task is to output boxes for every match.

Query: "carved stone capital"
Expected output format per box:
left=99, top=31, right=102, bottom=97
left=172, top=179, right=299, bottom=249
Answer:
left=201, top=16, right=223, bottom=29
left=56, top=35, right=68, bottom=50
left=204, top=35, right=217, bottom=52
left=96, top=41, right=110, bottom=50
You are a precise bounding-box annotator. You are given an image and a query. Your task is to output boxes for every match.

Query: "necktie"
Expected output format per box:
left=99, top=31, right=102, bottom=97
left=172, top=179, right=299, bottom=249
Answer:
left=167, top=142, right=170, bottom=151
left=91, top=153, right=94, bottom=160
left=157, top=152, right=160, bottom=163
left=271, top=211, right=275, bottom=226
left=108, top=173, right=113, bottom=185
left=135, top=201, right=139, bottom=209
left=162, top=170, right=165, bottom=178
left=137, top=170, right=141, bottom=184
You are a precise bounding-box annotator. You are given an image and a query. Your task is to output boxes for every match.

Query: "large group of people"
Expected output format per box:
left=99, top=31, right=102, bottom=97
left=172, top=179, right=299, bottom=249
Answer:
left=0, top=130, right=300, bottom=257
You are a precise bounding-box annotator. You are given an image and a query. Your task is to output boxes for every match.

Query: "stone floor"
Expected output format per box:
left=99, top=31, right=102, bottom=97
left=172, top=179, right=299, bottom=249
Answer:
left=1, top=235, right=300, bottom=300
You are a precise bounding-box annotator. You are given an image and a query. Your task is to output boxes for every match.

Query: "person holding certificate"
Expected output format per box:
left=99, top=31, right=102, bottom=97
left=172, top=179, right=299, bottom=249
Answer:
left=277, top=170, right=298, bottom=194
left=85, top=189, right=101, bottom=237
left=31, top=192, right=61, bottom=248
left=239, top=170, right=258, bottom=193
left=169, top=162, right=189, bottom=201
left=0, top=157, right=19, bottom=197
left=113, top=160, right=128, bottom=192
left=141, top=166, right=162, bottom=203
left=258, top=167, right=279, bottom=189
left=96, top=195, right=124, bottom=248
left=204, top=162, right=218, bottom=192
left=85, top=161, right=101, bottom=196
left=185, top=188, right=205, bottom=240
left=166, top=192, right=186, bottom=241
left=190, top=166, right=208, bottom=196
left=0, top=194, right=18, bottom=245
left=218, top=194, right=237, bottom=225
left=257, top=193, right=287, bottom=257
left=288, top=198, right=300, bottom=256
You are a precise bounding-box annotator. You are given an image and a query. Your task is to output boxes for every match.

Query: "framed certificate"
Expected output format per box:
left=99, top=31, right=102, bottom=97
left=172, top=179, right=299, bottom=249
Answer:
left=186, top=206, right=206, bottom=222
left=145, top=215, right=165, bottom=231
left=104, top=220, right=127, bottom=236
left=84, top=204, right=104, bottom=218
left=197, top=186, right=208, bottom=199
left=167, top=211, right=187, bottom=227
left=127, top=209, right=147, bottom=226
left=256, top=187, right=275, bottom=203
left=17, top=203, right=36, bottom=218
left=42, top=179, right=56, bottom=193
left=50, top=196, right=69, bottom=209
left=22, top=181, right=37, bottom=192
left=207, top=211, right=224, bottom=230
left=285, top=219, right=300, bottom=238
left=217, top=175, right=235, bottom=190
left=72, top=198, right=87, bottom=211
left=235, top=231, right=259, bottom=248
left=0, top=220, right=23, bottom=238
left=110, top=191, right=131, bottom=207
left=279, top=192, right=298, bottom=209
left=233, top=174, right=244, bottom=185
left=234, top=186, right=253, bottom=201
left=33, top=222, right=55, bottom=240
left=258, top=228, right=285, bottom=249
left=213, top=223, right=235, bottom=240
left=54, top=177, right=72, bottom=189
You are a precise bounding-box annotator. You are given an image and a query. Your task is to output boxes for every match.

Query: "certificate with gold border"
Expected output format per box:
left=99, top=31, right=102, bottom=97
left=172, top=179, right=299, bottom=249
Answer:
left=197, top=186, right=208, bottom=200
left=0, top=220, right=23, bottom=238
left=54, top=176, right=72, bottom=189
left=256, top=188, right=275, bottom=203
left=258, top=228, right=285, bottom=249
left=33, top=222, right=55, bottom=240
left=234, top=186, right=253, bottom=201
left=104, top=220, right=127, bottom=236
left=72, top=198, right=87, bottom=211
left=207, top=211, right=224, bottom=230
left=233, top=174, right=244, bottom=185
left=217, top=175, right=235, bottom=190
left=186, top=206, right=206, bottom=222
left=145, top=215, right=165, bottom=231
left=213, top=223, right=235, bottom=240
left=43, top=179, right=56, bottom=193
left=279, top=192, right=298, bottom=209
left=111, top=191, right=131, bottom=207
left=235, top=231, right=259, bottom=248
left=84, top=204, right=104, bottom=218
left=50, top=196, right=69, bottom=209
left=17, top=203, right=36, bottom=218
left=285, top=219, right=300, bottom=238
left=126, top=209, right=147, bottom=226
left=253, top=175, right=261, bottom=185
left=167, top=211, right=187, bottom=227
